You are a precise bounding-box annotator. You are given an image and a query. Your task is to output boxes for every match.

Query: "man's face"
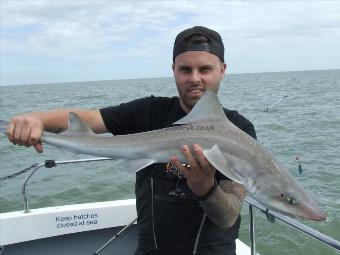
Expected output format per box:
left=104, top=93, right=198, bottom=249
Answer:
left=172, top=51, right=226, bottom=113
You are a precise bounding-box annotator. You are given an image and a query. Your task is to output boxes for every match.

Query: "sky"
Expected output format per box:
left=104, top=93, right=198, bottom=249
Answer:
left=1, top=0, right=340, bottom=86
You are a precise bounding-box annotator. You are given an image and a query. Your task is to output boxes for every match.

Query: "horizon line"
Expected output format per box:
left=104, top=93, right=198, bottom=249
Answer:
left=1, top=68, right=339, bottom=87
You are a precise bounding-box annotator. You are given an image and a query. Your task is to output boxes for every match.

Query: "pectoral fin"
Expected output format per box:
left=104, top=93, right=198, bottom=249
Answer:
left=203, top=145, right=244, bottom=184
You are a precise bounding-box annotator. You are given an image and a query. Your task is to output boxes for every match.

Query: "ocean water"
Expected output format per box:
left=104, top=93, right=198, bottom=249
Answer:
left=0, top=69, right=339, bottom=255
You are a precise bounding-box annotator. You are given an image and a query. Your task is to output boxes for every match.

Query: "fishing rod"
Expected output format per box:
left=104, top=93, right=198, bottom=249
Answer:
left=264, top=95, right=288, bottom=112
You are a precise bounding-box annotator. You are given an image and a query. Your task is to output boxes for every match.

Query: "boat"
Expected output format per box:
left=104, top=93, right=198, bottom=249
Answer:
left=1, top=158, right=339, bottom=255
left=0, top=199, right=257, bottom=255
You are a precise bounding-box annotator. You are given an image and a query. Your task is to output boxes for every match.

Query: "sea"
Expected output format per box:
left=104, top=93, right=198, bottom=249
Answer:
left=0, top=69, right=339, bottom=255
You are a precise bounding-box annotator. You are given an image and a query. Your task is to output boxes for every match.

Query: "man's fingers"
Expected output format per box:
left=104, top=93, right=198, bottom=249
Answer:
left=34, top=142, right=43, bottom=153
left=181, top=145, right=199, bottom=169
left=192, top=144, right=215, bottom=175
left=171, top=145, right=216, bottom=197
left=6, top=122, right=15, bottom=144
left=29, top=127, right=42, bottom=146
left=192, top=144, right=210, bottom=169
left=21, top=125, right=32, bottom=147
left=7, top=115, right=44, bottom=150
left=13, top=123, right=23, bottom=146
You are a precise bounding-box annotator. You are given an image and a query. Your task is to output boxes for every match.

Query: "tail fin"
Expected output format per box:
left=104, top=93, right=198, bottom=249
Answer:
left=0, top=120, right=9, bottom=135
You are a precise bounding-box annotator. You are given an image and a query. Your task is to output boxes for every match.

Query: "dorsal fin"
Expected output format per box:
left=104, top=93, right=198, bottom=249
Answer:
left=174, top=90, right=227, bottom=125
left=63, top=112, right=95, bottom=136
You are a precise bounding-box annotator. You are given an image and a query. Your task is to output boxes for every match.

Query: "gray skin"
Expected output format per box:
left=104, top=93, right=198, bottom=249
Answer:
left=0, top=90, right=326, bottom=221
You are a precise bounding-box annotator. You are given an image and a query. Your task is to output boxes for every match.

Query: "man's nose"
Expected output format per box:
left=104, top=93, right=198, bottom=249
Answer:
left=189, top=70, right=201, bottom=83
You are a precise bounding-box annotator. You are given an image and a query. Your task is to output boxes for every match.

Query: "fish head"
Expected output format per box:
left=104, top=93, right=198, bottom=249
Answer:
left=251, top=172, right=326, bottom=221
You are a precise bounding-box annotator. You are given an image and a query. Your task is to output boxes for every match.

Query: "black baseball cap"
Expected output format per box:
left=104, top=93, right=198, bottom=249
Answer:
left=173, top=26, right=224, bottom=63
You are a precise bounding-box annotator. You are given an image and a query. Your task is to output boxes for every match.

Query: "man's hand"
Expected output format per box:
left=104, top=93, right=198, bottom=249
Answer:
left=7, top=114, right=44, bottom=153
left=171, top=144, right=216, bottom=197
left=171, top=143, right=246, bottom=228
left=6, top=109, right=107, bottom=154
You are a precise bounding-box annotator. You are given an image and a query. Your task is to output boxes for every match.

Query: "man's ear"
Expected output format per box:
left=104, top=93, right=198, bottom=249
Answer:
left=221, top=63, right=227, bottom=79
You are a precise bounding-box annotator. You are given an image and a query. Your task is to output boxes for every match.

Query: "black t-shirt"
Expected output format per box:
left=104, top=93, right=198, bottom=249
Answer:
left=100, top=96, right=256, bottom=139
left=100, top=95, right=256, bottom=255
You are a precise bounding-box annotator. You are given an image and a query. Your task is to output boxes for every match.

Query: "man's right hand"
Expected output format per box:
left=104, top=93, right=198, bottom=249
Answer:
left=6, top=109, right=108, bottom=154
left=7, top=114, right=44, bottom=153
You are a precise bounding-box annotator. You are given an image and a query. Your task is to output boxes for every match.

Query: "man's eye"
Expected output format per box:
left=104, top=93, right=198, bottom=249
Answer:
left=180, top=68, right=191, bottom=73
left=200, top=67, right=212, bottom=73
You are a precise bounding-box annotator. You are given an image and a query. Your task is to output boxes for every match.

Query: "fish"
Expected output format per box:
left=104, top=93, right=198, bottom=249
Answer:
left=0, top=90, right=326, bottom=221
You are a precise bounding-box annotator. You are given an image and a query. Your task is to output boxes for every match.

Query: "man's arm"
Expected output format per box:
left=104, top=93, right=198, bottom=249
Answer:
left=199, top=180, right=246, bottom=228
left=7, top=109, right=107, bottom=153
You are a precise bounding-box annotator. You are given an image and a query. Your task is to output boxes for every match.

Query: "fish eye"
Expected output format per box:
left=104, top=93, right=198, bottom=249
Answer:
left=279, top=193, right=298, bottom=205
left=287, top=195, right=297, bottom=205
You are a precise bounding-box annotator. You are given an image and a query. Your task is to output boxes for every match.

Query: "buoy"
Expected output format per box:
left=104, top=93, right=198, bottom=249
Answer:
left=295, top=154, right=303, bottom=175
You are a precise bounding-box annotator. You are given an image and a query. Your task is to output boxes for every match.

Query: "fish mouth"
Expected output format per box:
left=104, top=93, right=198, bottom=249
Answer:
left=305, top=209, right=327, bottom=221
left=278, top=207, right=326, bottom=221
left=298, top=203, right=327, bottom=221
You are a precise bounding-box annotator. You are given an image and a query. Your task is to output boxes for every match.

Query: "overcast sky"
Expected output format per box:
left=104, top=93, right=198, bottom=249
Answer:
left=1, top=0, right=340, bottom=86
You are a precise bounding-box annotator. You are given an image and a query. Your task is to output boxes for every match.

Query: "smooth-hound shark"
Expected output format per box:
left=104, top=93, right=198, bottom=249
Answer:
left=0, top=90, right=326, bottom=221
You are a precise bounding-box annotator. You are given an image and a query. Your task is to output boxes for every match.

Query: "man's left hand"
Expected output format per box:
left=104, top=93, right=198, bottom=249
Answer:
left=171, top=144, right=215, bottom=197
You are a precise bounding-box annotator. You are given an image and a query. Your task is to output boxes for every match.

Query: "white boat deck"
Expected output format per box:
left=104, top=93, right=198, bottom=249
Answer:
left=0, top=199, right=256, bottom=254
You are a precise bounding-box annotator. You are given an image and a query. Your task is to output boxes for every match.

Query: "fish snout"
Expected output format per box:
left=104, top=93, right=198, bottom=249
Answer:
left=309, top=209, right=327, bottom=221
left=303, top=205, right=327, bottom=221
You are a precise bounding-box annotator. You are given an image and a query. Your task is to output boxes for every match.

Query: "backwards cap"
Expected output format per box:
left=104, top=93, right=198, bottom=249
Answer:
left=173, top=26, right=224, bottom=62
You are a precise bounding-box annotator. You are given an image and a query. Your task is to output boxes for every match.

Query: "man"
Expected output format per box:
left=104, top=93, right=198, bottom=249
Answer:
left=7, top=26, right=256, bottom=254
